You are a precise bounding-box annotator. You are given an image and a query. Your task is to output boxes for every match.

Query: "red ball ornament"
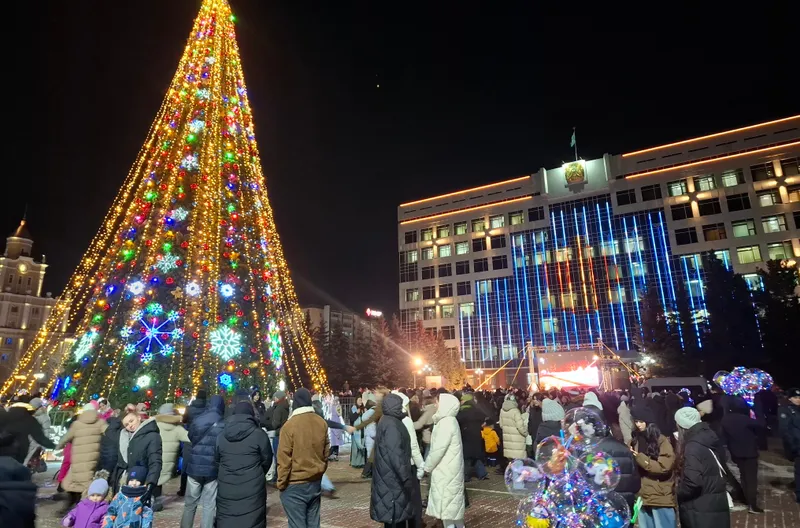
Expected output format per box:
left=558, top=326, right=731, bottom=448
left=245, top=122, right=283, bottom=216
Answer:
left=146, top=389, right=153, bottom=397
left=227, top=359, right=236, bottom=366
left=181, top=241, right=189, bottom=248
left=192, top=331, right=200, bottom=339
left=166, top=277, right=175, bottom=285
left=236, top=310, right=243, bottom=317
left=243, top=368, right=251, bottom=375
left=175, top=388, right=183, bottom=397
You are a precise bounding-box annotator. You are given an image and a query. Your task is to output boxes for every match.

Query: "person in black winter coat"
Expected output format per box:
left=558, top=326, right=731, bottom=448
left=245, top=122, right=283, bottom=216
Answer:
left=370, top=394, right=415, bottom=528
left=225, top=389, right=252, bottom=418
left=179, top=390, right=207, bottom=495
left=597, top=428, right=641, bottom=510
left=99, top=415, right=123, bottom=491
left=0, top=436, right=37, bottom=528
left=721, top=396, right=765, bottom=512
left=527, top=397, right=543, bottom=449
left=251, top=390, right=268, bottom=428
left=120, top=412, right=163, bottom=503
left=215, top=402, right=273, bottom=528
left=0, top=403, right=55, bottom=464
left=182, top=395, right=226, bottom=528
left=457, top=393, right=488, bottom=480
left=675, top=407, right=730, bottom=528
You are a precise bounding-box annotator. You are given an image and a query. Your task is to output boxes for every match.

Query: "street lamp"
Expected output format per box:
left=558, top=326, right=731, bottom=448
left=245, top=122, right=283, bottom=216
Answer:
left=475, top=369, right=484, bottom=386
left=414, top=357, right=423, bottom=367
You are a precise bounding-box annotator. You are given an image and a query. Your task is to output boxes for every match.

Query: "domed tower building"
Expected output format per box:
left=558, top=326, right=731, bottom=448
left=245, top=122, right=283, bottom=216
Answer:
left=0, top=218, right=72, bottom=390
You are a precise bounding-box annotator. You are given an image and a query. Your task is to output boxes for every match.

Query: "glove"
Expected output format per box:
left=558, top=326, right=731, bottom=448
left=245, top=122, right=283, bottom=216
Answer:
left=140, top=483, right=155, bottom=505
left=416, top=466, right=424, bottom=480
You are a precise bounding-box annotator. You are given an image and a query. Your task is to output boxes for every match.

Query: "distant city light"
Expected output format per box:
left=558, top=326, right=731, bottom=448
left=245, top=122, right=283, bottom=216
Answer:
left=365, top=308, right=382, bottom=318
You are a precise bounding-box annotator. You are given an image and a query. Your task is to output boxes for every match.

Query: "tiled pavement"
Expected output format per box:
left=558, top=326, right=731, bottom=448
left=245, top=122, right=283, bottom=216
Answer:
left=33, top=455, right=800, bottom=527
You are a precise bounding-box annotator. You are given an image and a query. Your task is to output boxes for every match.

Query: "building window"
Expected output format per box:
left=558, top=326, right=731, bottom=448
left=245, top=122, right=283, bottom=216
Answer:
left=693, top=175, right=716, bottom=191
left=726, top=193, right=751, bottom=212
left=767, top=241, right=794, bottom=260
left=471, top=218, right=486, bottom=232
left=721, top=169, right=745, bottom=187
left=601, top=240, right=620, bottom=256
left=528, top=206, right=545, bottom=222
left=509, top=210, right=524, bottom=225
left=439, top=283, right=454, bottom=298
left=405, top=288, right=419, bottom=302
left=731, top=219, right=757, bottom=238
left=616, top=189, right=636, bottom=206
left=437, top=225, right=450, bottom=238
left=455, top=241, right=469, bottom=255
left=667, top=179, right=688, bottom=197
left=474, top=258, right=489, bottom=272
left=736, top=245, right=762, bottom=264
left=623, top=236, right=644, bottom=254
left=795, top=211, right=800, bottom=229
left=421, top=266, right=435, bottom=280
left=640, top=183, right=662, bottom=201
left=788, top=185, right=800, bottom=203
left=3, top=337, right=12, bottom=346
left=490, top=234, right=506, bottom=249
left=10, top=306, right=19, bottom=313
left=489, top=214, right=505, bottom=229
left=781, top=157, right=800, bottom=176
left=421, top=228, right=433, bottom=241
left=750, top=162, right=775, bottom=181
left=472, top=238, right=487, bottom=252
left=702, top=223, right=727, bottom=241
left=441, top=305, right=454, bottom=318
left=456, top=260, right=470, bottom=275
left=631, top=262, right=647, bottom=277
left=454, top=221, right=468, bottom=235
left=404, top=231, right=417, bottom=244
left=675, top=227, right=698, bottom=246
left=477, top=281, right=493, bottom=294
left=459, top=302, right=474, bottom=317
left=421, top=247, right=434, bottom=260
left=457, top=281, right=472, bottom=296
left=698, top=198, right=722, bottom=216
left=742, top=273, right=763, bottom=291
left=404, top=250, right=418, bottom=263
left=608, top=288, right=627, bottom=304
left=422, top=286, right=436, bottom=300
left=761, top=214, right=788, bottom=233
left=543, top=318, right=559, bottom=334
left=671, top=203, right=693, bottom=221
left=423, top=307, right=436, bottom=320
left=492, top=255, right=509, bottom=270
left=438, top=263, right=452, bottom=277
left=555, top=247, right=573, bottom=262
left=441, top=325, right=456, bottom=340
left=438, top=244, right=452, bottom=258
left=715, top=249, right=731, bottom=264
left=756, top=189, right=781, bottom=207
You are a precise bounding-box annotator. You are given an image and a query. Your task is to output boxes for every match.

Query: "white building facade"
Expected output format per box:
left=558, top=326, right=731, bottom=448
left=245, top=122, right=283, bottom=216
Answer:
left=397, top=116, right=800, bottom=386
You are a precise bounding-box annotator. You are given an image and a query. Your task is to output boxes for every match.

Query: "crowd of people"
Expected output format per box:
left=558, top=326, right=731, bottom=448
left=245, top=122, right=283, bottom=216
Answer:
left=0, top=382, right=799, bottom=528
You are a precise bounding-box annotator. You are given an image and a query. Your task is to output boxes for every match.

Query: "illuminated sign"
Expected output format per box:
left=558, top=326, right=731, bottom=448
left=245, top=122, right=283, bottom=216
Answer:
left=365, top=308, right=382, bottom=318
left=539, top=366, right=600, bottom=389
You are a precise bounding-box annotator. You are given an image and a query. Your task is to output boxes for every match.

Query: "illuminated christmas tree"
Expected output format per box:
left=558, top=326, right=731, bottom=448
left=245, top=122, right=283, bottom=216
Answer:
left=2, top=0, right=328, bottom=404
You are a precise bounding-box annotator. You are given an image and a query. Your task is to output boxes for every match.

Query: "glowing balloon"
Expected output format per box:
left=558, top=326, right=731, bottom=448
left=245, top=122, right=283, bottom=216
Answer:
left=714, top=366, right=773, bottom=405
left=535, top=436, right=578, bottom=478
left=505, top=458, right=546, bottom=497
left=586, top=491, right=631, bottom=528
left=515, top=493, right=551, bottom=528
left=578, top=449, right=621, bottom=491
left=562, top=406, right=607, bottom=454
left=544, top=475, right=595, bottom=526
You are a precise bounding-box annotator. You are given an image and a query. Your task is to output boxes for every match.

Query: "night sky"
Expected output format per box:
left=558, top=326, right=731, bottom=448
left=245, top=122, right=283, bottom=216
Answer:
left=7, top=1, right=796, bottom=316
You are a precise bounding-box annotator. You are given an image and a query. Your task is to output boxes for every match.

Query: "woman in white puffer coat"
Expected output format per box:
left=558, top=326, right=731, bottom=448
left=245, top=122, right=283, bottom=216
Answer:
left=499, top=395, right=527, bottom=460
left=425, top=393, right=465, bottom=528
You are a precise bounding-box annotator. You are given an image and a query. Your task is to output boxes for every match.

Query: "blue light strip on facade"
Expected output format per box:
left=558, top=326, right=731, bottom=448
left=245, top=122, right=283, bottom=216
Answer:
left=574, top=209, right=594, bottom=343
left=581, top=206, right=602, bottom=342
left=595, top=202, right=620, bottom=349
left=623, top=216, right=643, bottom=339
left=484, top=280, right=492, bottom=361
left=681, top=256, right=702, bottom=349
left=657, top=210, right=684, bottom=347
left=560, top=209, right=580, bottom=348
left=476, top=279, right=485, bottom=361
left=646, top=213, right=670, bottom=319
left=606, top=202, right=630, bottom=350
left=512, top=236, right=527, bottom=350
left=495, top=278, right=505, bottom=359
left=503, top=277, right=513, bottom=357
left=540, top=231, right=556, bottom=346
left=458, top=302, right=466, bottom=361
left=530, top=233, right=547, bottom=347
left=551, top=211, right=571, bottom=350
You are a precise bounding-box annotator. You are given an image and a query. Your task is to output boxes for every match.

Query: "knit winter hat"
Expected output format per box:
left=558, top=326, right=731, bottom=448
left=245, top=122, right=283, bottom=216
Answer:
left=583, top=392, right=603, bottom=411
left=292, top=388, right=312, bottom=409
left=311, top=394, right=321, bottom=402
left=88, top=478, right=109, bottom=497
left=541, top=398, right=566, bottom=422
left=675, top=407, right=701, bottom=430
left=128, top=466, right=148, bottom=483
left=696, top=400, right=713, bottom=415
left=630, top=405, right=656, bottom=425
left=273, top=390, right=286, bottom=400
left=158, top=403, right=175, bottom=415
left=29, top=397, right=44, bottom=409
left=234, top=401, right=255, bottom=416
left=82, top=403, right=97, bottom=412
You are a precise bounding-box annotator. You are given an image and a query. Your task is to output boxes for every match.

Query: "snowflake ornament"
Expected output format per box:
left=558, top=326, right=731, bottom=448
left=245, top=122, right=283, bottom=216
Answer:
left=209, top=326, right=242, bottom=361
left=73, top=331, right=99, bottom=361
left=156, top=253, right=180, bottom=273
left=171, top=207, right=189, bottom=222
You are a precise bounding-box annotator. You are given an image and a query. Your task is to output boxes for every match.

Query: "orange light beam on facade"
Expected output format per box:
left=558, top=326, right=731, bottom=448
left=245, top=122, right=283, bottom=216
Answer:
left=622, top=116, right=800, bottom=158
left=399, top=196, right=533, bottom=224
left=400, top=176, right=530, bottom=207
left=625, top=141, right=800, bottom=179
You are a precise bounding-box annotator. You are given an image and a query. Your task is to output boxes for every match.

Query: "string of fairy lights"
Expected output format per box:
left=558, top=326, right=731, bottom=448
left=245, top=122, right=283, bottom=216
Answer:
left=1, top=0, right=329, bottom=401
